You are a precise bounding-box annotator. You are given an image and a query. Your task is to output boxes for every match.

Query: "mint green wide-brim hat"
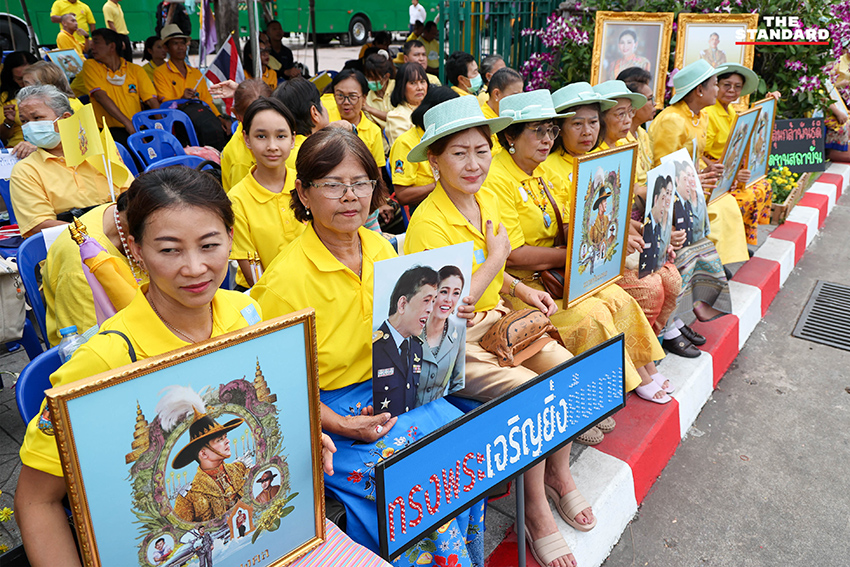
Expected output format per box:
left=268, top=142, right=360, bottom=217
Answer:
left=498, top=89, right=574, bottom=123
left=670, top=59, right=729, bottom=105
left=593, top=80, right=647, bottom=109
left=717, top=63, right=759, bottom=97
left=552, top=82, right=617, bottom=113
left=408, top=95, right=513, bottom=163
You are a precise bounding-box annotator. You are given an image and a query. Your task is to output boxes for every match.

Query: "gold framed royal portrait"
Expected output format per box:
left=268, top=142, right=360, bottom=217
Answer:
left=47, top=309, right=325, bottom=567
left=590, top=11, right=675, bottom=109
left=674, top=12, right=759, bottom=109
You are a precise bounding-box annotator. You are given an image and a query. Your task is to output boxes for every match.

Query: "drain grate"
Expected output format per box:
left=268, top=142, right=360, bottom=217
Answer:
left=792, top=281, right=850, bottom=351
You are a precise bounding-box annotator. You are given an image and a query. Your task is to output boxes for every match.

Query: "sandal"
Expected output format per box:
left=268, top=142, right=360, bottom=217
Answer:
left=596, top=416, right=616, bottom=433
left=635, top=381, right=672, bottom=404
left=543, top=485, right=597, bottom=532
left=651, top=372, right=675, bottom=394
left=523, top=522, right=575, bottom=567
left=573, top=425, right=604, bottom=446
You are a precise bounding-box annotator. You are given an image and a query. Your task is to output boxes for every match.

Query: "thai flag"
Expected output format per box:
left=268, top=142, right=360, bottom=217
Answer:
left=205, top=35, right=244, bottom=112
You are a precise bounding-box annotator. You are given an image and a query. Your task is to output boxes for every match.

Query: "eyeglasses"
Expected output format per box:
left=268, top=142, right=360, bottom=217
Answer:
left=525, top=125, right=561, bottom=140
left=611, top=108, right=636, bottom=122
left=719, top=82, right=743, bottom=92
left=334, top=92, right=361, bottom=104
left=310, top=180, right=377, bottom=199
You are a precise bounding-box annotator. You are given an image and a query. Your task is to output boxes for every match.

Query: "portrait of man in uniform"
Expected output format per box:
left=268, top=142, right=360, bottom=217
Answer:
left=254, top=469, right=281, bottom=504
left=372, top=265, right=439, bottom=416
left=639, top=173, right=675, bottom=277
left=700, top=32, right=727, bottom=68
left=193, top=525, right=214, bottom=567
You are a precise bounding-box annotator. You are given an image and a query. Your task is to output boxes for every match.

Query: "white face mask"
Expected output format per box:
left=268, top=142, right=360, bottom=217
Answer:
left=106, top=72, right=126, bottom=86
left=22, top=118, right=61, bottom=149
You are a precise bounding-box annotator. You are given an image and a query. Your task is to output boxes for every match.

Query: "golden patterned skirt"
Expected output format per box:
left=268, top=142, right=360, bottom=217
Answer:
left=617, top=264, right=683, bottom=335
left=729, top=178, right=772, bottom=245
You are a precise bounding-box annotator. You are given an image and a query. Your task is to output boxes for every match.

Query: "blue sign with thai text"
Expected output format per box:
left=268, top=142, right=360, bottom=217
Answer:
left=375, top=335, right=625, bottom=559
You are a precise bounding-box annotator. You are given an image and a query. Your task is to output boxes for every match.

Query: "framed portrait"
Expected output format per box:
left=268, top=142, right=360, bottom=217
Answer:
left=46, top=310, right=326, bottom=567
left=591, top=11, right=674, bottom=109
left=744, top=96, right=778, bottom=187
left=565, top=143, right=637, bottom=307
left=47, top=49, right=85, bottom=81
left=638, top=161, right=676, bottom=278
left=372, top=242, right=472, bottom=417
left=674, top=13, right=759, bottom=109
left=661, top=148, right=709, bottom=245
left=711, top=106, right=761, bottom=202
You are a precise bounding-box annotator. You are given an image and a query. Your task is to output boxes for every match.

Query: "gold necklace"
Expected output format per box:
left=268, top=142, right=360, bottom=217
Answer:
left=148, top=298, right=213, bottom=343
left=446, top=192, right=481, bottom=231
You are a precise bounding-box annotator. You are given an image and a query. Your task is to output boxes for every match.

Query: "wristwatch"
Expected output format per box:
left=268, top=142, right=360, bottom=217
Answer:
left=2, top=121, right=12, bottom=130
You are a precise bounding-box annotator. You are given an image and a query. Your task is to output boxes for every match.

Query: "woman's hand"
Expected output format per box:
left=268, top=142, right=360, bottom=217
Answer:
left=338, top=406, right=398, bottom=443
left=628, top=219, right=645, bottom=254
left=209, top=80, right=238, bottom=99
left=666, top=245, right=676, bottom=263
left=767, top=91, right=782, bottom=101
left=330, top=120, right=354, bottom=132
left=378, top=203, right=394, bottom=224
left=3, top=104, right=15, bottom=124
left=736, top=167, right=751, bottom=185
left=485, top=220, right=511, bottom=265
left=456, top=296, right=476, bottom=326
left=515, top=282, right=557, bottom=316
left=670, top=228, right=686, bottom=251
left=10, top=141, right=36, bottom=159
left=833, top=104, right=849, bottom=125
left=321, top=433, right=337, bottom=476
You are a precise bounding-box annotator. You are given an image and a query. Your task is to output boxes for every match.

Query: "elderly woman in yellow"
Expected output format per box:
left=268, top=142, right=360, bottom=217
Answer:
left=221, top=79, right=272, bottom=191
left=591, top=79, right=647, bottom=150
left=479, top=67, right=524, bottom=153
left=704, top=64, right=777, bottom=246
left=385, top=62, right=429, bottom=146
left=14, top=167, right=264, bottom=566
left=492, top=89, right=670, bottom=411
left=404, top=95, right=591, bottom=567
left=328, top=69, right=386, bottom=169
left=250, top=128, right=486, bottom=566
left=648, top=60, right=749, bottom=273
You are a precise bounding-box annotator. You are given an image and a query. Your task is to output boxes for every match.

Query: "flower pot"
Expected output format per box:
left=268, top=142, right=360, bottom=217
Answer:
left=769, top=172, right=810, bottom=225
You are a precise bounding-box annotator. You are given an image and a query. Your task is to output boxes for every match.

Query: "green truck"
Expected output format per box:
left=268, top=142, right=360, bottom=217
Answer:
left=276, top=0, right=412, bottom=45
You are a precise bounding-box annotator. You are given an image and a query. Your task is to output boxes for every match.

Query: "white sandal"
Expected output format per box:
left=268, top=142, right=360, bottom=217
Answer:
left=651, top=372, right=675, bottom=393
left=635, top=381, right=672, bottom=404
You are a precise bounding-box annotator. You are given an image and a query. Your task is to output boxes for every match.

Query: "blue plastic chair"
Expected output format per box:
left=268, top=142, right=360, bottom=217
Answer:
left=0, top=178, right=16, bottom=226
left=127, top=130, right=185, bottom=167
left=18, top=232, right=48, bottom=347
left=160, top=98, right=211, bottom=111
left=231, top=120, right=239, bottom=135
left=132, top=108, right=199, bottom=147
left=115, top=142, right=139, bottom=176
left=15, top=346, right=61, bottom=424
left=143, top=154, right=206, bottom=172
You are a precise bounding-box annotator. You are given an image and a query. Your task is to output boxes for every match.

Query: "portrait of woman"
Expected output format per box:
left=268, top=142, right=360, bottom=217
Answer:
left=606, top=29, right=651, bottom=81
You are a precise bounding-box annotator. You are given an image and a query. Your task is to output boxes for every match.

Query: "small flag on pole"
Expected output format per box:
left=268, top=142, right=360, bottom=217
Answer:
left=205, top=34, right=245, bottom=113
left=57, top=104, right=103, bottom=168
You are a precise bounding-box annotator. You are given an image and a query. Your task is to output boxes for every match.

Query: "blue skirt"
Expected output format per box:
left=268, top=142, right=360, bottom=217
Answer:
left=321, top=381, right=485, bottom=566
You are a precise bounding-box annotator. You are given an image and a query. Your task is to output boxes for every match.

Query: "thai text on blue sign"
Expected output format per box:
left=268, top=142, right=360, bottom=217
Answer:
left=375, top=335, right=625, bottom=559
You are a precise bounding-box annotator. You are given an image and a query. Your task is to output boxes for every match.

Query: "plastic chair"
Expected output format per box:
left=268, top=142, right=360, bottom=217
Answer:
left=115, top=142, right=139, bottom=176
left=160, top=98, right=211, bottom=111
left=144, top=154, right=206, bottom=172
left=15, top=346, right=61, bottom=424
left=132, top=108, right=199, bottom=147
left=18, top=232, right=48, bottom=346
left=127, top=130, right=185, bottom=167
left=231, top=120, right=239, bottom=135
left=0, top=178, right=16, bottom=225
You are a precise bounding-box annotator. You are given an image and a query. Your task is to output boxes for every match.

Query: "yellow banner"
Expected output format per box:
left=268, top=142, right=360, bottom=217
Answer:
left=88, top=118, right=134, bottom=189
left=57, top=103, right=103, bottom=168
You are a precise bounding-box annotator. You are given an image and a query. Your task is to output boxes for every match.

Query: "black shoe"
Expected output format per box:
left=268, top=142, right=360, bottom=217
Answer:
left=662, top=336, right=701, bottom=358
left=724, top=266, right=733, bottom=280
left=680, top=324, right=706, bottom=346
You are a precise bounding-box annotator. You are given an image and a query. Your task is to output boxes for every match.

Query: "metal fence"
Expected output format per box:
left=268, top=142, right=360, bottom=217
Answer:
left=438, top=0, right=557, bottom=82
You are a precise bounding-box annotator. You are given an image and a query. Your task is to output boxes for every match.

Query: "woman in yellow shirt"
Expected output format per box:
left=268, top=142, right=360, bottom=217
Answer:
left=492, top=90, right=670, bottom=407
left=251, top=127, right=485, bottom=565
left=15, top=167, right=263, bottom=566
left=385, top=62, right=428, bottom=146
left=229, top=97, right=305, bottom=287
left=592, top=80, right=645, bottom=150
left=0, top=51, right=38, bottom=154
left=363, top=52, right=396, bottom=130
left=704, top=64, right=776, bottom=245
left=404, top=95, right=592, bottom=567
left=330, top=69, right=386, bottom=168
left=141, top=35, right=167, bottom=84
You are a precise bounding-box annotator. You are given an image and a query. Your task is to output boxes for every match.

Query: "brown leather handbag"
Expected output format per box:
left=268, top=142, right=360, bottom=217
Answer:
left=479, top=308, right=557, bottom=367
left=537, top=178, right=568, bottom=299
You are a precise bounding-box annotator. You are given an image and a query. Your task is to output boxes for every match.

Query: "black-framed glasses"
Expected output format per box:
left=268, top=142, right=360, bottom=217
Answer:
left=526, top=125, right=561, bottom=140
left=334, top=92, right=362, bottom=104
left=310, top=180, right=377, bottom=199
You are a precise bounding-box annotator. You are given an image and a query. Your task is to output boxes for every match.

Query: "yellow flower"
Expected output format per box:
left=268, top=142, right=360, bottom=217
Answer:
left=381, top=447, right=395, bottom=459
left=0, top=544, right=8, bottom=553
left=0, top=507, right=11, bottom=522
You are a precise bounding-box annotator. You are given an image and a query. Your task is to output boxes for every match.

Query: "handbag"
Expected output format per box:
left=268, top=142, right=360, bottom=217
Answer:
left=479, top=308, right=556, bottom=367
left=537, top=178, right=568, bottom=299
left=0, top=256, right=25, bottom=344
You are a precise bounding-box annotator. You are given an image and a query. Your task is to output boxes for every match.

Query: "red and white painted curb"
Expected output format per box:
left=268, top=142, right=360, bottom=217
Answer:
left=486, top=162, right=850, bottom=567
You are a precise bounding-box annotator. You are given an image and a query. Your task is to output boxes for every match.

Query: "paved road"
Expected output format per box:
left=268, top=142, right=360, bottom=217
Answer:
left=603, top=188, right=850, bottom=566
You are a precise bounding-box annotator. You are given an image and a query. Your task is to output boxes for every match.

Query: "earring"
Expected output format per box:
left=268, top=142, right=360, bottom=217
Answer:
left=433, top=168, right=440, bottom=182
left=305, top=208, right=312, bottom=217
left=508, top=143, right=516, bottom=155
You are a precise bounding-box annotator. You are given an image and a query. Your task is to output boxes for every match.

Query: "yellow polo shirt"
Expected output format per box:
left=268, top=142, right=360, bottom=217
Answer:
left=321, top=93, right=340, bottom=121
left=648, top=100, right=707, bottom=169
left=451, top=86, right=471, bottom=97
left=634, top=126, right=653, bottom=187
left=221, top=122, right=253, bottom=191
left=251, top=224, right=396, bottom=391
left=389, top=126, right=433, bottom=188
left=142, top=60, right=159, bottom=84
left=704, top=100, right=735, bottom=161
left=353, top=111, right=386, bottom=167
left=285, top=134, right=306, bottom=169
left=247, top=67, right=278, bottom=91
left=56, top=29, right=86, bottom=58
left=421, top=37, right=439, bottom=70
left=10, top=147, right=129, bottom=235
left=153, top=61, right=220, bottom=116
left=50, top=0, right=95, bottom=36
left=20, top=286, right=260, bottom=476
left=229, top=166, right=305, bottom=272
left=365, top=79, right=395, bottom=131
left=479, top=101, right=503, bottom=154
left=487, top=149, right=569, bottom=251
left=82, top=58, right=157, bottom=129
left=43, top=203, right=147, bottom=347
left=542, top=148, right=577, bottom=192
left=404, top=183, right=522, bottom=312
left=102, top=0, right=128, bottom=34
left=385, top=102, right=413, bottom=147
left=0, top=93, right=23, bottom=147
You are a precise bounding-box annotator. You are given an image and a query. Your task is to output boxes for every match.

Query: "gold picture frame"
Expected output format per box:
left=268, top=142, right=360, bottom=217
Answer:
left=564, top=143, right=637, bottom=307
left=744, top=96, right=778, bottom=188
left=711, top=106, right=761, bottom=202
left=674, top=12, right=759, bottom=110
left=590, top=11, right=674, bottom=109
left=47, top=309, right=325, bottom=567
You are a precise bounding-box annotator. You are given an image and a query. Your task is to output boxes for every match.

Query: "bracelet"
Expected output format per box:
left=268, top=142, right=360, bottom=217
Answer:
left=509, top=277, right=519, bottom=297
left=2, top=122, right=12, bottom=130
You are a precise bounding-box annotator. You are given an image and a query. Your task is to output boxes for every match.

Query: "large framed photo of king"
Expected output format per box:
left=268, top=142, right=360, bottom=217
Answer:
left=46, top=310, right=325, bottom=567
left=590, top=11, right=674, bottom=109
left=565, top=143, right=637, bottom=307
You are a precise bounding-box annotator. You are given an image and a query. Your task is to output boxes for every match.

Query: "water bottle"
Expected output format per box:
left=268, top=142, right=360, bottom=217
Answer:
left=58, top=326, right=85, bottom=364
